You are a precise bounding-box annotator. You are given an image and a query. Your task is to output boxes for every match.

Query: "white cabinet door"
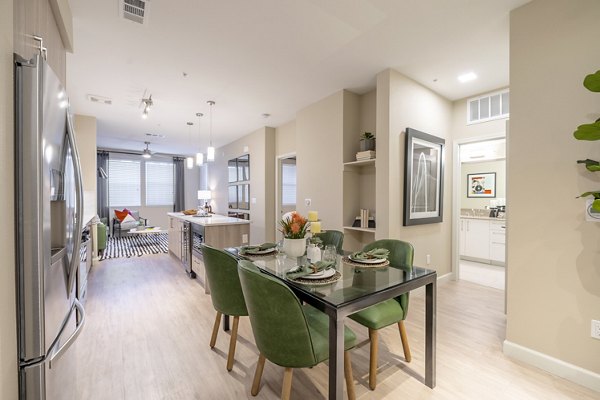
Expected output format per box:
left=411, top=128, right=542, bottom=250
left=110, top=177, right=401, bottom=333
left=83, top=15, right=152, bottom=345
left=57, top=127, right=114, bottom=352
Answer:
left=489, top=221, right=506, bottom=263
left=459, top=219, right=467, bottom=256
left=168, top=217, right=182, bottom=260
left=464, top=219, right=490, bottom=260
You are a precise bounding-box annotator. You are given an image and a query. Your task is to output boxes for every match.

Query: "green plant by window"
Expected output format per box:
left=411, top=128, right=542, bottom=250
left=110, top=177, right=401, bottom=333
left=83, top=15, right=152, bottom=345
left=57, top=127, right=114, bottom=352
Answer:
left=361, top=132, right=375, bottom=140
left=574, top=70, right=600, bottom=211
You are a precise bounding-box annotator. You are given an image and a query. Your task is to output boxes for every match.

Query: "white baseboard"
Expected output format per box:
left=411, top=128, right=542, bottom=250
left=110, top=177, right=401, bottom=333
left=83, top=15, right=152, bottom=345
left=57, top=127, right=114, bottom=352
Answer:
left=437, top=272, right=453, bottom=283
left=503, top=340, right=600, bottom=393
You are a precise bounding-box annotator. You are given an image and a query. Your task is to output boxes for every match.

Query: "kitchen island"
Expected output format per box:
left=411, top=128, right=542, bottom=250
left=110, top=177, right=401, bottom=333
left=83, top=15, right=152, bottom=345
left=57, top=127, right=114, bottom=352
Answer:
left=167, top=212, right=250, bottom=289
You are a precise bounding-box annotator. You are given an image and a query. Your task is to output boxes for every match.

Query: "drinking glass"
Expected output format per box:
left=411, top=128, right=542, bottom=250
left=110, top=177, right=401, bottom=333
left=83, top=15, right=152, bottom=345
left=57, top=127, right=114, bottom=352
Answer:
left=322, top=245, right=337, bottom=265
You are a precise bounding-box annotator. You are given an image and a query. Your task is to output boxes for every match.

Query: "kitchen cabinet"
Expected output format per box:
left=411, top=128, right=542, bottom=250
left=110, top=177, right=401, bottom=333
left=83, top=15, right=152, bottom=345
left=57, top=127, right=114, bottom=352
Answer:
left=168, top=216, right=183, bottom=261
left=460, top=217, right=506, bottom=265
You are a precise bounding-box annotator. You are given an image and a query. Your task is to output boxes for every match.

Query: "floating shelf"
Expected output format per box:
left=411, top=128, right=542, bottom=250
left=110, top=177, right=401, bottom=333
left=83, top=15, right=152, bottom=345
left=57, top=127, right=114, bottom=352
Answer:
left=343, top=226, right=376, bottom=233
left=343, top=158, right=375, bottom=167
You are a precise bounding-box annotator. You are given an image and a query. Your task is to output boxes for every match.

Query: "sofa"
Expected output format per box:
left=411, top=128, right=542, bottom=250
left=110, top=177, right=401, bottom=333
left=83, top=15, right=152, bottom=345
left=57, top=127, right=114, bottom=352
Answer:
left=111, top=209, right=147, bottom=238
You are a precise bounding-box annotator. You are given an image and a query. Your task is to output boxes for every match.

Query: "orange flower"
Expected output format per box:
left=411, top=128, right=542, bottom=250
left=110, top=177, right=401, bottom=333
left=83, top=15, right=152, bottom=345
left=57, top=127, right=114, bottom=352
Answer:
left=291, top=222, right=300, bottom=234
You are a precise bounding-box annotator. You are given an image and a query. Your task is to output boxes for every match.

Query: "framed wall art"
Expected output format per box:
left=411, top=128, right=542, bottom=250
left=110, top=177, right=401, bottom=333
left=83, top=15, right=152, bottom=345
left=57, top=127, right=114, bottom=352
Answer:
left=467, top=172, right=496, bottom=198
left=403, top=127, right=445, bottom=226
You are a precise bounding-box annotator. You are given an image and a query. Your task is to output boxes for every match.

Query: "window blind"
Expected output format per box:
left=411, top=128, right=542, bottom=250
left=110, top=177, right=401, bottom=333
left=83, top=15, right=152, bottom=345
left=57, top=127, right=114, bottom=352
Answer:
left=108, top=159, right=141, bottom=206
left=146, top=161, right=174, bottom=206
left=281, top=163, right=296, bottom=206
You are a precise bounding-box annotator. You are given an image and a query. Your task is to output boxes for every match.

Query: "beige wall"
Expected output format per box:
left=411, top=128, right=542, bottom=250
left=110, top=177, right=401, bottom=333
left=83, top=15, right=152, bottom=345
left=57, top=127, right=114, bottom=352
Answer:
left=209, top=127, right=276, bottom=243
left=461, top=160, right=506, bottom=209
left=508, top=0, right=600, bottom=375
left=275, top=120, right=296, bottom=157
left=1, top=0, right=17, bottom=397
left=452, top=93, right=508, bottom=141
left=376, top=69, right=454, bottom=274
left=74, top=114, right=97, bottom=221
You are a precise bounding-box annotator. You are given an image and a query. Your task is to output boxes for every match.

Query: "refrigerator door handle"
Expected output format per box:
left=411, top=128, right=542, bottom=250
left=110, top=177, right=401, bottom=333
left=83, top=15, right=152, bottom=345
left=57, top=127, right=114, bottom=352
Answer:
left=65, top=112, right=84, bottom=295
left=48, top=299, right=85, bottom=369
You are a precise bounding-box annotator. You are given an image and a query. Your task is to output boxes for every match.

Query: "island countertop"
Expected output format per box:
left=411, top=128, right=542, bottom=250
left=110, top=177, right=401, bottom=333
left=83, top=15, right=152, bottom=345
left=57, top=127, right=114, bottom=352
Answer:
left=167, top=212, right=250, bottom=226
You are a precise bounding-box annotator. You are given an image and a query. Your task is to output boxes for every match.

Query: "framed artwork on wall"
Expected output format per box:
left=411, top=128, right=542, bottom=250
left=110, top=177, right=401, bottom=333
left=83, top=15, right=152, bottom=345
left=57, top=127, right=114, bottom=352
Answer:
left=403, top=127, right=445, bottom=226
left=467, top=172, right=496, bottom=198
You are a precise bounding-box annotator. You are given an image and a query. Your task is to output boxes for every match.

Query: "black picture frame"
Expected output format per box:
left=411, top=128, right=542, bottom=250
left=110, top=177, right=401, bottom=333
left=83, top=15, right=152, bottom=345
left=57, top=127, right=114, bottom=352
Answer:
left=403, top=127, right=445, bottom=226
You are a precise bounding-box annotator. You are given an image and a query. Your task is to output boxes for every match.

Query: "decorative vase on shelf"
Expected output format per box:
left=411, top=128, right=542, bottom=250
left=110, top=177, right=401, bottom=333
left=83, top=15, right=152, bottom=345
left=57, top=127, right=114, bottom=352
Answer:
left=283, top=238, right=306, bottom=258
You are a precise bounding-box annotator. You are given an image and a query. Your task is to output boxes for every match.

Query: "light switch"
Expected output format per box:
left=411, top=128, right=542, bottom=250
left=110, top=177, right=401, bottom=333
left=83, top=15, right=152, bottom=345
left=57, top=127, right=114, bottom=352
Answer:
left=252, top=197, right=256, bottom=204
left=242, top=234, right=248, bottom=244
left=243, top=146, right=249, bottom=153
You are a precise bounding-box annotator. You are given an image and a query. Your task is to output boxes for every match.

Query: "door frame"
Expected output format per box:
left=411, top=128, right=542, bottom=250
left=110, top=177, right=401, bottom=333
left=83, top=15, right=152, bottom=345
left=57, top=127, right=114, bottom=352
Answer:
left=275, top=152, right=296, bottom=239
left=452, top=133, right=506, bottom=284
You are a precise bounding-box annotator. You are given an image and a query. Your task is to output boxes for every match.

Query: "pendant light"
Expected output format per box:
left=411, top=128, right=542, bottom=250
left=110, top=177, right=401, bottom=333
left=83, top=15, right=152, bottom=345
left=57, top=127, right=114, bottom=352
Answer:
left=207, top=100, right=215, bottom=162
left=186, top=121, right=194, bottom=169
left=195, top=112, right=204, bottom=166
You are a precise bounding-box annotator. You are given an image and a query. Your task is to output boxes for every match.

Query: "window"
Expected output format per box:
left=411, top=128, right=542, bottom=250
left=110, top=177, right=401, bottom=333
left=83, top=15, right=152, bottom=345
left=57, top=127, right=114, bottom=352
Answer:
left=108, top=159, right=141, bottom=206
left=467, top=90, right=509, bottom=124
left=145, top=161, right=174, bottom=206
left=281, top=162, right=296, bottom=206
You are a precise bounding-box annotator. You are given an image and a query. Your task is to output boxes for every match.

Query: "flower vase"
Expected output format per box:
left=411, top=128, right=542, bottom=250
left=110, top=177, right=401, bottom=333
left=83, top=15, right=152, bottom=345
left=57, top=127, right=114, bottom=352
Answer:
left=283, top=238, right=306, bottom=258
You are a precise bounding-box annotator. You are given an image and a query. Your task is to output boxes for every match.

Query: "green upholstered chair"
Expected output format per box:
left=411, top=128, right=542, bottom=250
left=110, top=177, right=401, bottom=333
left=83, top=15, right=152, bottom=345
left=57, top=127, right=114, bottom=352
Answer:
left=314, top=230, right=344, bottom=255
left=237, top=260, right=356, bottom=400
left=96, top=222, right=107, bottom=255
left=202, top=244, right=249, bottom=371
left=348, top=239, right=414, bottom=390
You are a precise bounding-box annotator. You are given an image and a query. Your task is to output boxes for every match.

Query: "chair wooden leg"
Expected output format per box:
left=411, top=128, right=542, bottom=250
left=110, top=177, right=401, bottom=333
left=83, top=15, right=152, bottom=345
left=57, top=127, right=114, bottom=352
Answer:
left=251, top=354, right=266, bottom=396
left=210, top=311, right=222, bottom=348
left=398, top=320, right=412, bottom=363
left=281, top=368, right=294, bottom=400
left=368, top=328, right=378, bottom=390
left=344, top=351, right=356, bottom=400
left=226, top=316, right=240, bottom=371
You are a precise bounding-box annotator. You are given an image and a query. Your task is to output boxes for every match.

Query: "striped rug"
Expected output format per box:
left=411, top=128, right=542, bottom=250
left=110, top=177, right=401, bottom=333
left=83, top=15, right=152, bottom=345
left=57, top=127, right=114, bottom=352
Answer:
left=100, top=233, right=169, bottom=261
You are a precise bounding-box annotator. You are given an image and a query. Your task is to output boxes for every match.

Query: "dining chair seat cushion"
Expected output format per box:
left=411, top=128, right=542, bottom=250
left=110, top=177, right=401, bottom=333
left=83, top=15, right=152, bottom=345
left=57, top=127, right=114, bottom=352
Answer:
left=202, top=244, right=248, bottom=317
left=348, top=298, right=404, bottom=330
left=303, top=304, right=356, bottom=364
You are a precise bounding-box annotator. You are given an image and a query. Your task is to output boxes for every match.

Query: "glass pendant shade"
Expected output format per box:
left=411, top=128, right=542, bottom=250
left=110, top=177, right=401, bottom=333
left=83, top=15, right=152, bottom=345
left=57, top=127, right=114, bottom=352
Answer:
left=207, top=146, right=215, bottom=162
left=196, top=152, right=204, bottom=166
left=186, top=157, right=194, bottom=169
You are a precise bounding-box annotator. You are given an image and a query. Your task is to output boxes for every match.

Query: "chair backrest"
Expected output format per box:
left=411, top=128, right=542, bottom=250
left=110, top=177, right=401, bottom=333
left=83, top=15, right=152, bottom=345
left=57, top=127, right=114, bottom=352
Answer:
left=201, top=244, right=248, bottom=317
left=363, top=239, right=414, bottom=313
left=237, top=260, right=317, bottom=368
left=315, top=230, right=344, bottom=254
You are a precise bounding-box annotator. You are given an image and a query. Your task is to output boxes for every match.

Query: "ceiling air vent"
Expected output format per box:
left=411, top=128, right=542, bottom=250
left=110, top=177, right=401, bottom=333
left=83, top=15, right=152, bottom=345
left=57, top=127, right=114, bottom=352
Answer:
left=120, top=0, right=148, bottom=25
left=467, top=89, right=509, bottom=125
left=87, top=94, right=112, bottom=105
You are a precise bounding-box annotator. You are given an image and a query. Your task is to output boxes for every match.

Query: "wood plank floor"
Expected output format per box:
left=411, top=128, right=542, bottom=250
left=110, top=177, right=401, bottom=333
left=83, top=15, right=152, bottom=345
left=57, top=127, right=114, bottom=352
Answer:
left=74, top=254, right=598, bottom=399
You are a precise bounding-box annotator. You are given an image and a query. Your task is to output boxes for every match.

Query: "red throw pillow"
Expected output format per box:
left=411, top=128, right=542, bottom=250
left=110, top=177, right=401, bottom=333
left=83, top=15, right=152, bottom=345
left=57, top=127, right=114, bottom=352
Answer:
left=115, top=209, right=128, bottom=222
left=123, top=208, right=133, bottom=216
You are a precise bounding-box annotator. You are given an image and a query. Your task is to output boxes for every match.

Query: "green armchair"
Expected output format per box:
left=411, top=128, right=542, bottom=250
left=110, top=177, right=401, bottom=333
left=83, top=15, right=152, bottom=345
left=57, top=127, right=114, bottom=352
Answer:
left=348, top=239, right=414, bottom=390
left=314, top=230, right=344, bottom=254
left=202, top=244, right=249, bottom=371
left=96, top=222, right=107, bottom=255
left=237, top=260, right=356, bottom=400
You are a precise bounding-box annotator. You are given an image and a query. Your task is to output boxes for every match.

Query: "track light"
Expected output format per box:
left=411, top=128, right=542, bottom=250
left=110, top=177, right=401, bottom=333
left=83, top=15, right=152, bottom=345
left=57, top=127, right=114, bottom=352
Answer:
left=142, top=95, right=153, bottom=119
left=142, top=141, right=152, bottom=158
left=207, top=101, right=215, bottom=162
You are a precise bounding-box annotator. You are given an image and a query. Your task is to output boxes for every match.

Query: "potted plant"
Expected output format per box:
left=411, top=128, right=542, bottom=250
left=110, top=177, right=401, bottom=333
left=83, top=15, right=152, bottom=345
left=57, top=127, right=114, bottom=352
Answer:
left=574, top=70, right=600, bottom=212
left=279, top=212, right=309, bottom=257
left=360, top=132, right=376, bottom=152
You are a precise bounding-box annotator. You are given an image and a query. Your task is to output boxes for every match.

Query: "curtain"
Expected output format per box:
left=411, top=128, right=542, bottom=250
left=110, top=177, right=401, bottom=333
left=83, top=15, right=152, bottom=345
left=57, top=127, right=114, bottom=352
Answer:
left=173, top=157, right=185, bottom=212
left=97, top=151, right=110, bottom=222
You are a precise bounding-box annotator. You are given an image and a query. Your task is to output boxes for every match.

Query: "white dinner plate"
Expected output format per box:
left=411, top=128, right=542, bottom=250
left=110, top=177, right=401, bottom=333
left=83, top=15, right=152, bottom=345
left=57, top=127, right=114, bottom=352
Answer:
left=245, top=247, right=276, bottom=255
left=301, top=268, right=336, bottom=280
left=348, top=255, right=387, bottom=264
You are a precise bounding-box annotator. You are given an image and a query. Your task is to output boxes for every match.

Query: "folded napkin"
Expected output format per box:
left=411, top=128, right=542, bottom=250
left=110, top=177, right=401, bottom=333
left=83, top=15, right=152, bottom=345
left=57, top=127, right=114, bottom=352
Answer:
left=240, top=242, right=277, bottom=254
left=351, top=248, right=390, bottom=260
left=286, top=260, right=335, bottom=280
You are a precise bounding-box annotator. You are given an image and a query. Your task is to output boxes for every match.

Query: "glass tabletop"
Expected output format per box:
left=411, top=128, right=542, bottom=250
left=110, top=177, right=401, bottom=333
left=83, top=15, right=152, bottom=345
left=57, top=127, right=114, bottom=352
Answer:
left=227, top=248, right=436, bottom=309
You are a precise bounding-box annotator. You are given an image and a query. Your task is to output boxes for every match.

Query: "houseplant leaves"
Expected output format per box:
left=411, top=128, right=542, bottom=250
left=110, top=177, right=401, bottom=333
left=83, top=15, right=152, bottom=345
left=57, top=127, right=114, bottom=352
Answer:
left=583, top=70, right=600, bottom=92
left=577, top=159, right=600, bottom=172
left=573, top=121, right=600, bottom=141
left=578, top=192, right=600, bottom=212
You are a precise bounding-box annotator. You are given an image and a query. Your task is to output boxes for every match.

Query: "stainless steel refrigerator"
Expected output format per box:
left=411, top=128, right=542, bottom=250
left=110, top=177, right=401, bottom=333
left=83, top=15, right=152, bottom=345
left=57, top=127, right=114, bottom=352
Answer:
left=15, top=53, right=86, bottom=399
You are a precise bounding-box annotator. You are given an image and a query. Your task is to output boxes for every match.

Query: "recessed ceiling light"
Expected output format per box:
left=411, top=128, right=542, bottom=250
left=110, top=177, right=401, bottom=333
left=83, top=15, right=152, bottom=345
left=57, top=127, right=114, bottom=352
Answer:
left=458, top=72, right=477, bottom=83
left=262, top=113, right=271, bottom=118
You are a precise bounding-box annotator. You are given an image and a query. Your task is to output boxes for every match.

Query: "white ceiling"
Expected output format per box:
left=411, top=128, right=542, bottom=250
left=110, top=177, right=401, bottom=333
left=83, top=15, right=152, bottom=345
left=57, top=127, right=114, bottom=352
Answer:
left=67, top=0, right=529, bottom=156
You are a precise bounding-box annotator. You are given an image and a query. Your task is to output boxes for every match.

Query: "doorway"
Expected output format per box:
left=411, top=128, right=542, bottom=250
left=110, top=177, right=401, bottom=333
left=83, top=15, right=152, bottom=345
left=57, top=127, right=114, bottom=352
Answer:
left=276, top=155, right=296, bottom=239
left=454, top=137, right=506, bottom=291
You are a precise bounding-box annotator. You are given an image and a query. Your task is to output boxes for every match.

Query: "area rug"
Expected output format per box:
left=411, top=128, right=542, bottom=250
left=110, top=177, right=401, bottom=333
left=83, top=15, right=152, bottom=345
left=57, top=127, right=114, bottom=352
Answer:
left=100, top=233, right=169, bottom=261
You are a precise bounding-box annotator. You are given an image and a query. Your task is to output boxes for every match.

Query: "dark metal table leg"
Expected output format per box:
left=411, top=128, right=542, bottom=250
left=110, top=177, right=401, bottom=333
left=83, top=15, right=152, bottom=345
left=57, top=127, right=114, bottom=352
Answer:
left=425, top=280, right=437, bottom=388
left=223, top=314, right=230, bottom=332
left=328, top=314, right=344, bottom=400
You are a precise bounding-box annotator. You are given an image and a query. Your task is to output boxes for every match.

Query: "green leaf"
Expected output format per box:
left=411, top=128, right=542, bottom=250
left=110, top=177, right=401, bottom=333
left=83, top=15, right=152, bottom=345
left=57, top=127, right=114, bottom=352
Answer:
left=593, top=199, right=600, bottom=212
left=573, top=122, right=600, bottom=140
left=578, top=191, right=600, bottom=199
left=577, top=159, right=600, bottom=171
left=583, top=70, right=600, bottom=92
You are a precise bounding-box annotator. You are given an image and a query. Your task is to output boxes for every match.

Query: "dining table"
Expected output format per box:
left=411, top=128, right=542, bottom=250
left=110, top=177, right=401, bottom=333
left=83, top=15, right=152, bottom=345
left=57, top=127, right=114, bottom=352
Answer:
left=226, top=247, right=437, bottom=400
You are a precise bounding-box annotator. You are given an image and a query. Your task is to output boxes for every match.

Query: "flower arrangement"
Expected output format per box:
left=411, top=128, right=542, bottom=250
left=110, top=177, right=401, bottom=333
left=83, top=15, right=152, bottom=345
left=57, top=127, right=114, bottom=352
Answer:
left=279, top=212, right=309, bottom=239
